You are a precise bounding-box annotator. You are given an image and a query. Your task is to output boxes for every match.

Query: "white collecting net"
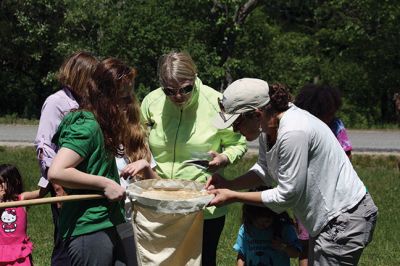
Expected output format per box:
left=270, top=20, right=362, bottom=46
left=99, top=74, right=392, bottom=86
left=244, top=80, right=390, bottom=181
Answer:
left=127, top=179, right=214, bottom=266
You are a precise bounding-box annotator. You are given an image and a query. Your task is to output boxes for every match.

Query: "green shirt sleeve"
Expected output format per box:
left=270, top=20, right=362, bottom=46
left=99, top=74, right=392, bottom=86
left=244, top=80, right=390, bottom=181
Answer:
left=58, top=115, right=98, bottom=159
left=219, top=128, right=247, bottom=164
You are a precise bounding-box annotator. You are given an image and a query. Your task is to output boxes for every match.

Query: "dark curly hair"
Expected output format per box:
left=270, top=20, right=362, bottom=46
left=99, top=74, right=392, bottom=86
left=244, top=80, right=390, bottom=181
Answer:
left=295, top=83, right=342, bottom=120
left=242, top=186, right=293, bottom=238
left=266, top=83, right=292, bottom=113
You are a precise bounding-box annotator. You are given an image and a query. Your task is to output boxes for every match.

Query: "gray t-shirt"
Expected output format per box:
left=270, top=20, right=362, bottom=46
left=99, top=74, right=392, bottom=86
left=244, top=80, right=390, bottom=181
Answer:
left=260, top=104, right=365, bottom=237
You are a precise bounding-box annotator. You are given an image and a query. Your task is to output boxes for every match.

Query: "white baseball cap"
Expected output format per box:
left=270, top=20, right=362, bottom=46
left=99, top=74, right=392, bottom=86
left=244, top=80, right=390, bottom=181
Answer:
left=213, top=78, right=270, bottom=129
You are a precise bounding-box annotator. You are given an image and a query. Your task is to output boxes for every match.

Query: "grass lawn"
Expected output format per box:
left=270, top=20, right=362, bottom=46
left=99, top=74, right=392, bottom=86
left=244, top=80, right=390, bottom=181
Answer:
left=0, top=146, right=399, bottom=265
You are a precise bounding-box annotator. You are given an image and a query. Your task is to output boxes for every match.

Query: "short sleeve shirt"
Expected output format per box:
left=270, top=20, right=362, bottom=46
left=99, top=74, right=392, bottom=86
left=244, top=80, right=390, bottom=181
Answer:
left=329, top=118, right=352, bottom=152
left=53, top=111, right=125, bottom=239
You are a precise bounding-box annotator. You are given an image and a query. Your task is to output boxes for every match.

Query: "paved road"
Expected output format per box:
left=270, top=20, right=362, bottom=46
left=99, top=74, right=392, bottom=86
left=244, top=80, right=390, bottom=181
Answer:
left=248, top=129, right=400, bottom=154
left=0, top=125, right=399, bottom=154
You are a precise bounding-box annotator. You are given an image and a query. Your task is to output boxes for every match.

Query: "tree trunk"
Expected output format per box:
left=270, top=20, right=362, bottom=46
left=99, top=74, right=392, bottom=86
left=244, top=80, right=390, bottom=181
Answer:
left=212, top=0, right=260, bottom=91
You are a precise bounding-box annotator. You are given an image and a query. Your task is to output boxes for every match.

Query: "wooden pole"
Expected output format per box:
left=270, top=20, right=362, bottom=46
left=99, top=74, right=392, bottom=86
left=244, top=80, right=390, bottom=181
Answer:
left=0, top=194, right=105, bottom=208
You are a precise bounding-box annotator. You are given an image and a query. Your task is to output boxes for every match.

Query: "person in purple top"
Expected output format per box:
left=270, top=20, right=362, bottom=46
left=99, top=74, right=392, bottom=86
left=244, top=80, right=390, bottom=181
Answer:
left=294, top=83, right=353, bottom=266
left=34, top=51, right=98, bottom=266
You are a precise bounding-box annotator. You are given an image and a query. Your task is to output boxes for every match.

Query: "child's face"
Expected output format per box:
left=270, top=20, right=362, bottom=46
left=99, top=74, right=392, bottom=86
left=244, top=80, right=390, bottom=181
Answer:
left=0, top=181, right=6, bottom=201
left=253, top=216, right=274, bottom=229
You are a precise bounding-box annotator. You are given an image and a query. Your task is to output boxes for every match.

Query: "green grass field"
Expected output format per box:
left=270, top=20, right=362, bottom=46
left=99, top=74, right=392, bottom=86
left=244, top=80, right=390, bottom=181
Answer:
left=0, top=146, right=399, bottom=265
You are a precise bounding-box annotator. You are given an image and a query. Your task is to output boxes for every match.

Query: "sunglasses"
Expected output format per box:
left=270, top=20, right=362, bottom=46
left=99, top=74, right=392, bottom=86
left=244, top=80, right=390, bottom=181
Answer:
left=163, top=85, right=194, bottom=96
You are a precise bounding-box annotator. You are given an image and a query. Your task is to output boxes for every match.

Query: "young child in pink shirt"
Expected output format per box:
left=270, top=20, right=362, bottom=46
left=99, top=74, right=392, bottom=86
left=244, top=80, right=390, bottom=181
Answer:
left=0, top=164, right=40, bottom=266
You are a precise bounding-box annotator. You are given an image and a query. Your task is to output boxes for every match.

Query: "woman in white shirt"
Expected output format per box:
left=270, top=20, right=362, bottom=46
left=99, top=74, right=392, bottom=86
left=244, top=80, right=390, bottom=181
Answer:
left=207, top=78, right=378, bottom=266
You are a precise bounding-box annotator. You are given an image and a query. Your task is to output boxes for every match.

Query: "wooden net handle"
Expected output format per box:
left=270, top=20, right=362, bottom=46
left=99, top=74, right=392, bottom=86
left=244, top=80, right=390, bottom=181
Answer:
left=0, top=194, right=105, bottom=208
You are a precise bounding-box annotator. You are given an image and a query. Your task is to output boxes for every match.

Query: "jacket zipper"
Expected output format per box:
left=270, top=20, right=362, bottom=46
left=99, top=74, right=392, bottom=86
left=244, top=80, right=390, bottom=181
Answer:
left=171, top=109, right=183, bottom=178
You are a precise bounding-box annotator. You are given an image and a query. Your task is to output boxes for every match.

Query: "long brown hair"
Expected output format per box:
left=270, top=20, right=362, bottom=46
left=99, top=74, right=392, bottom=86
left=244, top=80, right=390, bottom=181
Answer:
left=87, top=58, right=150, bottom=162
left=57, top=51, right=98, bottom=104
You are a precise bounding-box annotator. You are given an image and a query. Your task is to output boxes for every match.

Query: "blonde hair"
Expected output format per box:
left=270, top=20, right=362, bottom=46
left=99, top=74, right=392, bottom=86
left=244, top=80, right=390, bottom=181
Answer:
left=57, top=51, right=98, bottom=103
left=158, top=51, right=197, bottom=87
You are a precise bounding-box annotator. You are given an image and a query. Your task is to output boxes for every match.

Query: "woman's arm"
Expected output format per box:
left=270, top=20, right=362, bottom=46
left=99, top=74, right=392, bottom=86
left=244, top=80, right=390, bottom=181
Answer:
left=48, top=147, right=125, bottom=201
left=260, top=131, right=308, bottom=213
left=207, top=189, right=264, bottom=207
left=35, top=94, right=71, bottom=196
left=206, top=170, right=264, bottom=191
left=219, top=129, right=247, bottom=164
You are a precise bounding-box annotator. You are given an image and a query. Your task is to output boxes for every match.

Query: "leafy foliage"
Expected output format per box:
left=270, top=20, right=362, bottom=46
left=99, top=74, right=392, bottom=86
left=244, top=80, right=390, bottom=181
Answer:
left=1, top=0, right=399, bottom=126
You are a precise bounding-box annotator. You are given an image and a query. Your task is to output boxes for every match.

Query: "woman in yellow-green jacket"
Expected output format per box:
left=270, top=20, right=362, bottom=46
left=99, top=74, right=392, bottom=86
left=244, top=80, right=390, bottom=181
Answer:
left=141, top=51, right=247, bottom=266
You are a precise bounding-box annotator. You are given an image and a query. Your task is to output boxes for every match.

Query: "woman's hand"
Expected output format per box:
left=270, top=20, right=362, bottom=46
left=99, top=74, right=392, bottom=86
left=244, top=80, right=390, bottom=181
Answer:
left=120, top=159, right=151, bottom=180
left=207, top=188, right=237, bottom=206
left=207, top=151, right=229, bottom=172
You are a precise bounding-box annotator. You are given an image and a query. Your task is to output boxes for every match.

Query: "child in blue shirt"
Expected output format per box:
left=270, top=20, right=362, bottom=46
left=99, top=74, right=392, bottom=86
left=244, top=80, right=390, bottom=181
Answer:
left=233, top=188, right=301, bottom=266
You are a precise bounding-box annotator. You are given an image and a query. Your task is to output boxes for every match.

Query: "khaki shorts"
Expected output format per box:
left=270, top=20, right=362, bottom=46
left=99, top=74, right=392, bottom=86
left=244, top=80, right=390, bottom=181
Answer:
left=309, top=193, right=378, bottom=266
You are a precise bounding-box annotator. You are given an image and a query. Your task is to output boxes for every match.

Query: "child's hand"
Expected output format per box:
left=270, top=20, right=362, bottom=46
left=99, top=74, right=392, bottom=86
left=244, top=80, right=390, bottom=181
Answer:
left=120, top=159, right=150, bottom=180
left=272, top=237, right=300, bottom=257
left=52, top=183, right=68, bottom=208
left=271, top=237, right=287, bottom=251
left=104, top=180, right=126, bottom=202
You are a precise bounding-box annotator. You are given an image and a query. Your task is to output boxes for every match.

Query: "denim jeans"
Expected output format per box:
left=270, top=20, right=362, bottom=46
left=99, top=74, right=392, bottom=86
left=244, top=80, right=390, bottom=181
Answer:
left=309, top=193, right=378, bottom=266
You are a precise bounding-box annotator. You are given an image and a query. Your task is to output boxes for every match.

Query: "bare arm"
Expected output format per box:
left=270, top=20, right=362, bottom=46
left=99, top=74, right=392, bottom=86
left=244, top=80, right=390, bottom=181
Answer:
left=21, top=189, right=40, bottom=200
left=207, top=189, right=264, bottom=207
left=120, top=159, right=160, bottom=180
left=48, top=147, right=125, bottom=201
left=206, top=170, right=264, bottom=191
left=236, top=253, right=245, bottom=266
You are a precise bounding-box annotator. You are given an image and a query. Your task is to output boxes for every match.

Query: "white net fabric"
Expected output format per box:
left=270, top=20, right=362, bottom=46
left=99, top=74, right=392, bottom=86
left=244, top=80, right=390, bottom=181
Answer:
left=127, top=179, right=214, bottom=214
left=126, top=179, right=214, bottom=266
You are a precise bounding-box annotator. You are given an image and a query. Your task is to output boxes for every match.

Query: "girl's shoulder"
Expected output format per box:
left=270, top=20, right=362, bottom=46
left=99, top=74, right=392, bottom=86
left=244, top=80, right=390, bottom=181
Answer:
left=62, top=111, right=97, bottom=128
left=54, top=111, right=99, bottom=145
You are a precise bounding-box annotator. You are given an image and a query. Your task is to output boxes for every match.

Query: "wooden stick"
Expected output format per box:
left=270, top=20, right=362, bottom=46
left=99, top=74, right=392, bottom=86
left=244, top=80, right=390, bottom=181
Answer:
left=0, top=194, right=105, bottom=208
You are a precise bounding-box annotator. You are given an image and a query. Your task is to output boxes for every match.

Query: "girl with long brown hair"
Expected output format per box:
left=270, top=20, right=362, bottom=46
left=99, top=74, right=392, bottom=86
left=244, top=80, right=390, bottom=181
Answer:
left=48, top=57, right=153, bottom=265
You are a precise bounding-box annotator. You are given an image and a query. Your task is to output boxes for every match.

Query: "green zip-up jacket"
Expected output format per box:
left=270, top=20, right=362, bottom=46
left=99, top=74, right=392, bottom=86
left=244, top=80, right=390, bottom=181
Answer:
left=141, top=77, right=247, bottom=219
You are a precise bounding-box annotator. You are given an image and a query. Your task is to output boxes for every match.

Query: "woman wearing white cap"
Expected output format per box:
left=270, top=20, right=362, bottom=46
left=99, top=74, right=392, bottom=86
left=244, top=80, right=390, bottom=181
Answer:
left=207, top=78, right=378, bottom=266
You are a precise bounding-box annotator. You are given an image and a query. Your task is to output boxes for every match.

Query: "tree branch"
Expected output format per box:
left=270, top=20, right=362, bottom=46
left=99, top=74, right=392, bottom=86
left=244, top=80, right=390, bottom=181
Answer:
left=235, top=0, right=259, bottom=25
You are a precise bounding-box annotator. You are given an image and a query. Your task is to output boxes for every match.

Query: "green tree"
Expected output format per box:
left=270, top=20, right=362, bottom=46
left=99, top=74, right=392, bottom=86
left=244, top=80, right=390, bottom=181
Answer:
left=0, top=0, right=65, bottom=118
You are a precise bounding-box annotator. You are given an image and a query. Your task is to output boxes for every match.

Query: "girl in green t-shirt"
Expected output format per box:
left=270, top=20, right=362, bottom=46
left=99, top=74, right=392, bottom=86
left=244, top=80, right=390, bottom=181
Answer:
left=48, top=57, right=153, bottom=266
